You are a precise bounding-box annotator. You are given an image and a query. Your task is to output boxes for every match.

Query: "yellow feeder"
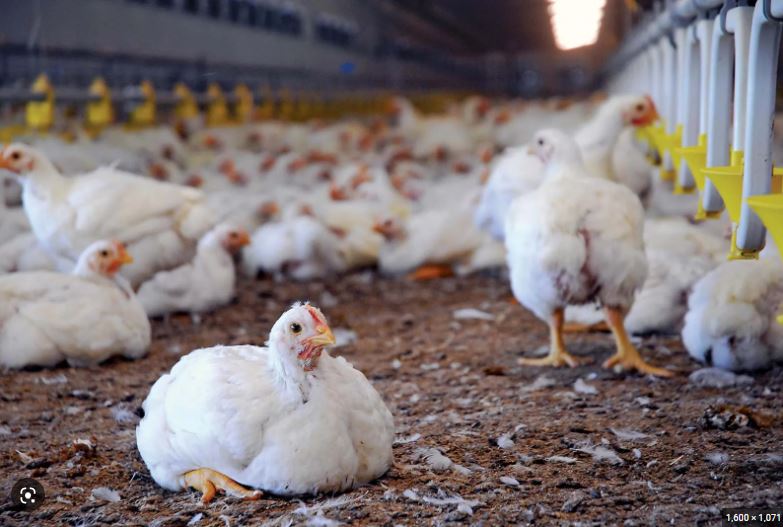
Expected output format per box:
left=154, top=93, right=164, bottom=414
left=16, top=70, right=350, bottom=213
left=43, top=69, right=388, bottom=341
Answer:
left=256, top=85, right=275, bottom=120
left=205, top=83, right=229, bottom=127
left=174, top=83, right=199, bottom=121
left=85, top=77, right=114, bottom=137
left=277, top=89, right=294, bottom=121
left=0, top=124, right=27, bottom=143
left=645, top=124, right=666, bottom=155
left=747, top=193, right=783, bottom=264
left=128, top=80, right=156, bottom=129
left=26, top=74, right=55, bottom=133
left=676, top=133, right=708, bottom=191
left=233, top=84, right=254, bottom=123
left=665, top=124, right=684, bottom=172
left=704, top=150, right=783, bottom=259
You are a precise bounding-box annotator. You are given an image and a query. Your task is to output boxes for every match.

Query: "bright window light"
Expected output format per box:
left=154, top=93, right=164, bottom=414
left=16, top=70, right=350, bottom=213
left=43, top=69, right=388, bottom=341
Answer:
left=547, top=0, right=607, bottom=50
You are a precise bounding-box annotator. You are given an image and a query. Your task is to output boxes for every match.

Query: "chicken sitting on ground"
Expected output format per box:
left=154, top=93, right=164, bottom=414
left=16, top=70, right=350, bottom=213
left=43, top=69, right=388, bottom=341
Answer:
left=136, top=224, right=250, bottom=317
left=0, top=240, right=150, bottom=368
left=136, top=303, right=394, bottom=502
left=505, top=129, right=671, bottom=377
left=682, top=259, right=783, bottom=371
left=0, top=143, right=215, bottom=286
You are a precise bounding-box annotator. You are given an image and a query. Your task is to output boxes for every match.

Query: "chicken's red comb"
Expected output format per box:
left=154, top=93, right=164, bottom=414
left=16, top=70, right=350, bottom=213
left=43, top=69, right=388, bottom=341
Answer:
left=305, top=304, right=327, bottom=326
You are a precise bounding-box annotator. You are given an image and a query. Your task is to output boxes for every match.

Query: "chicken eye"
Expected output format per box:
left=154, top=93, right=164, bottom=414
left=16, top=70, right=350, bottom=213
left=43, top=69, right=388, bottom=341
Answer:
left=290, top=322, right=302, bottom=334
left=635, top=104, right=645, bottom=112
left=10, top=152, right=20, bottom=160
left=537, top=138, right=544, bottom=146
left=100, top=250, right=110, bottom=257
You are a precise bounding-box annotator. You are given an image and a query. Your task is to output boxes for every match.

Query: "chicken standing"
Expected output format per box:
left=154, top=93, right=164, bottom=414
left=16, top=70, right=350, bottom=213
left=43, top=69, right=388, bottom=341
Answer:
left=0, top=143, right=216, bottom=286
left=505, top=129, right=671, bottom=376
left=136, top=224, right=250, bottom=317
left=0, top=240, right=149, bottom=368
left=136, top=303, right=394, bottom=502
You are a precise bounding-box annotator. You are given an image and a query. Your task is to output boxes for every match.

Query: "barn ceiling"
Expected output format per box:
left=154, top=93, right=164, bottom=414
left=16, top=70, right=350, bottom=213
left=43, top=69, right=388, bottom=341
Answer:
left=383, top=0, right=642, bottom=56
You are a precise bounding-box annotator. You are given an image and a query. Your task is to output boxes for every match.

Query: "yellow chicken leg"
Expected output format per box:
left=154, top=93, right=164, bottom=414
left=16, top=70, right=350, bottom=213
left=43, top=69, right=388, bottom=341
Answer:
left=518, top=308, right=591, bottom=368
left=602, top=307, right=673, bottom=377
left=183, top=468, right=262, bottom=504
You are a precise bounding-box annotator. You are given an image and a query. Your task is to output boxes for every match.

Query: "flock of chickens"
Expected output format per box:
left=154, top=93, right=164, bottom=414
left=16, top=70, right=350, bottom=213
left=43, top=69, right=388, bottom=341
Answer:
left=1, top=92, right=782, bottom=501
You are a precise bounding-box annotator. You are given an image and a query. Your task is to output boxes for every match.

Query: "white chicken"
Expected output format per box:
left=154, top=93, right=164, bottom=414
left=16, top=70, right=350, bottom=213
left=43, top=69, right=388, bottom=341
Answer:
left=374, top=206, right=486, bottom=278
left=682, top=259, right=783, bottom=371
left=506, top=129, right=671, bottom=376
left=574, top=95, right=658, bottom=191
left=136, top=224, right=250, bottom=317
left=242, top=215, right=346, bottom=281
left=136, top=303, right=394, bottom=502
left=0, top=240, right=149, bottom=368
left=0, top=143, right=216, bottom=286
left=565, top=217, right=726, bottom=334
left=0, top=232, right=56, bottom=273
left=474, top=146, right=544, bottom=240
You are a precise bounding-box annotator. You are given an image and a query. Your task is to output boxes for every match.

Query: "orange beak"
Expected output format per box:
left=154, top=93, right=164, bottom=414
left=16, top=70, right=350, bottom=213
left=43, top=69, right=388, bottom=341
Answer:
left=298, top=322, right=336, bottom=371
left=106, top=241, right=133, bottom=274
left=115, top=242, right=133, bottom=265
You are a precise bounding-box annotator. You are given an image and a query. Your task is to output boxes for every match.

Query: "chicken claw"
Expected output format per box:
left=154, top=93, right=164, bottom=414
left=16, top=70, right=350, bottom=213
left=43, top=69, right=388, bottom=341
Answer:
left=518, top=308, right=591, bottom=368
left=603, top=307, right=673, bottom=378
left=183, top=468, right=263, bottom=504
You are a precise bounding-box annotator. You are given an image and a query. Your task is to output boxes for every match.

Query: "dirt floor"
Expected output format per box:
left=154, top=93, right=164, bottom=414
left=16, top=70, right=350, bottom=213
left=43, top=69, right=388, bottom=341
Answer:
left=1, top=272, right=782, bottom=526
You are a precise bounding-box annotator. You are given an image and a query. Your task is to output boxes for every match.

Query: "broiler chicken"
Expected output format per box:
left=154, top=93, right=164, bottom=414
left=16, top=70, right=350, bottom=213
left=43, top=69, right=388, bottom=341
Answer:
left=505, top=129, right=671, bottom=377
left=574, top=94, right=658, bottom=198
left=136, top=303, right=394, bottom=502
left=682, top=259, right=783, bottom=371
left=0, top=143, right=216, bottom=286
left=136, top=224, right=250, bottom=317
left=0, top=240, right=149, bottom=368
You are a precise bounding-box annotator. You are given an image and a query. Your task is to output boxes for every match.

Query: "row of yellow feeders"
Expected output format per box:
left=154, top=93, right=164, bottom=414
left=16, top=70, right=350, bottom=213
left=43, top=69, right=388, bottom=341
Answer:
left=634, top=1, right=783, bottom=262
left=1, top=74, right=419, bottom=141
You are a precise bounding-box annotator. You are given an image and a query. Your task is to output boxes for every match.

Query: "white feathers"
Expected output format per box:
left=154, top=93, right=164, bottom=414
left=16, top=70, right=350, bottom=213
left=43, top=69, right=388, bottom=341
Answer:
left=505, top=129, right=647, bottom=322
left=474, top=147, right=544, bottom=240
left=0, top=241, right=150, bottom=369
left=136, top=223, right=246, bottom=316
left=571, top=440, right=624, bottom=465
left=416, top=447, right=472, bottom=475
left=90, top=487, right=122, bottom=503
left=242, top=215, right=346, bottom=280
left=682, top=259, right=783, bottom=371
left=136, top=304, right=394, bottom=496
left=7, top=144, right=216, bottom=286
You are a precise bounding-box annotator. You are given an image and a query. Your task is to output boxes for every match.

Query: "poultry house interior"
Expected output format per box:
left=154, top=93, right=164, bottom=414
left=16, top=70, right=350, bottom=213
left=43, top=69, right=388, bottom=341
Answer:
left=1, top=0, right=783, bottom=525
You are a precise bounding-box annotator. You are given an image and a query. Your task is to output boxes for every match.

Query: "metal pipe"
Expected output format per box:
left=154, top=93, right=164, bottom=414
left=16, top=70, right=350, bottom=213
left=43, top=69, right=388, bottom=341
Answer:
left=736, top=0, right=783, bottom=251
